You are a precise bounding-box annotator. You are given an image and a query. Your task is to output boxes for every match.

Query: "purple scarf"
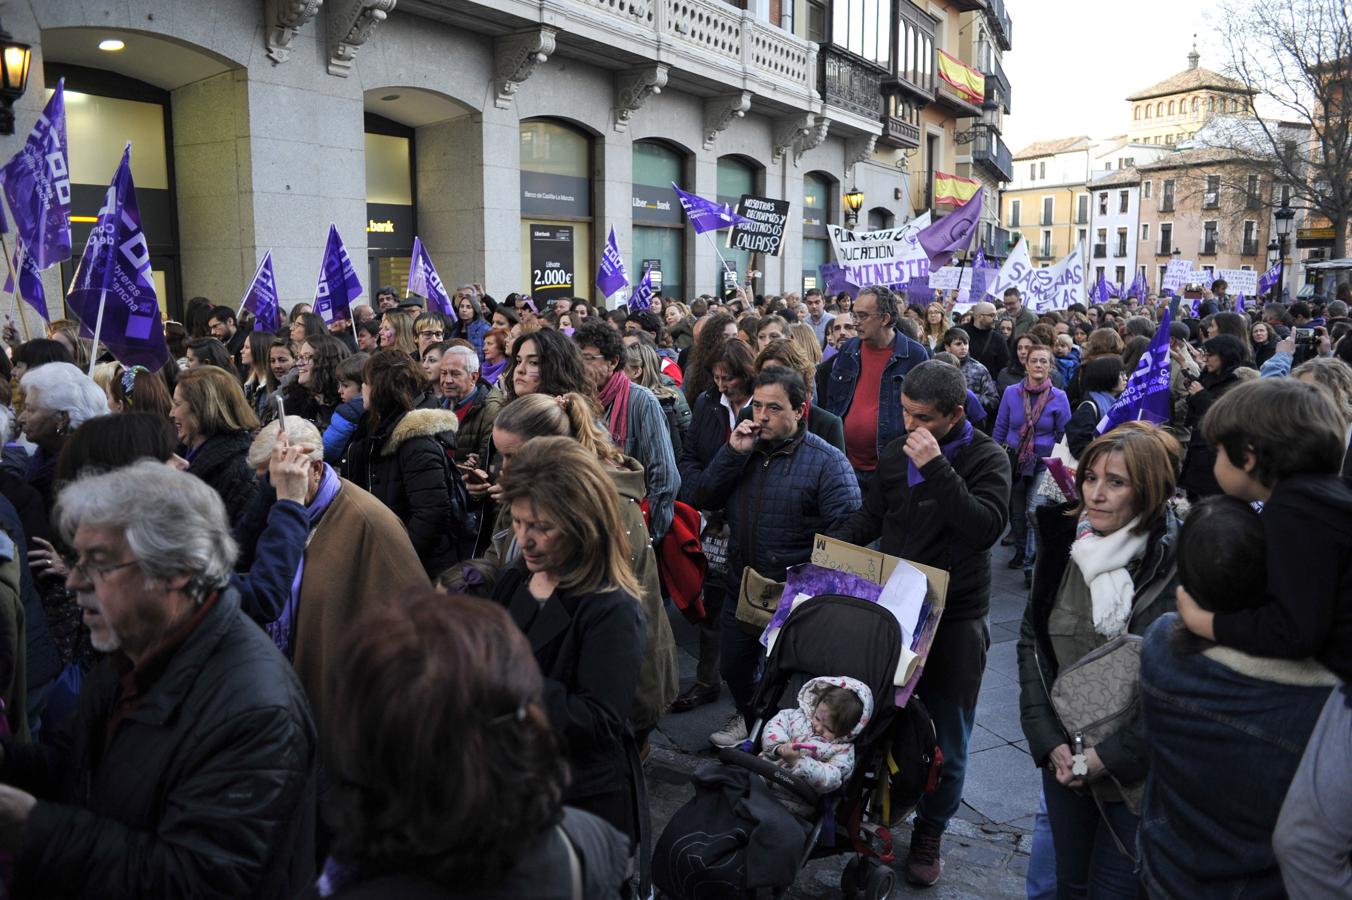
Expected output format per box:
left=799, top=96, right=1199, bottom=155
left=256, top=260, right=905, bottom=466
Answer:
left=265, top=463, right=341, bottom=658
left=481, top=357, right=509, bottom=386
left=907, top=419, right=974, bottom=487
left=1015, top=378, right=1054, bottom=477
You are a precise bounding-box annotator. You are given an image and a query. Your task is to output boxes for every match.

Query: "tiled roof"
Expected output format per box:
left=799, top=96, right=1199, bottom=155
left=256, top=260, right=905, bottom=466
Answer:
left=1013, top=136, right=1091, bottom=160
left=1089, top=167, right=1141, bottom=187
left=1126, top=68, right=1255, bottom=102
left=1136, top=147, right=1253, bottom=170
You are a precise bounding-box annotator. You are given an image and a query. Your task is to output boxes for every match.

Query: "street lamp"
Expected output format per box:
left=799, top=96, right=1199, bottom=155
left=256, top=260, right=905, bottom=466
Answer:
left=0, top=16, right=31, bottom=137
left=843, top=186, right=864, bottom=229
left=1274, top=204, right=1295, bottom=301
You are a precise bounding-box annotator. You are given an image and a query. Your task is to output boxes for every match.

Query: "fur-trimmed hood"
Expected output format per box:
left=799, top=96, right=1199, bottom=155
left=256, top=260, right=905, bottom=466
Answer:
left=381, top=407, right=458, bottom=456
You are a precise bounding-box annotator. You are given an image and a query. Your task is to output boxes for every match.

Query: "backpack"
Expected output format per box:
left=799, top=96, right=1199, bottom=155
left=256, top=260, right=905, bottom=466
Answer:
left=429, top=431, right=478, bottom=546
left=871, top=696, right=943, bottom=827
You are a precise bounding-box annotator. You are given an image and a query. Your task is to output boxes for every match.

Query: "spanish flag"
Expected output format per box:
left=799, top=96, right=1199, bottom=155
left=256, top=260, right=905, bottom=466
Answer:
left=934, top=171, right=981, bottom=206
left=937, top=50, right=985, bottom=106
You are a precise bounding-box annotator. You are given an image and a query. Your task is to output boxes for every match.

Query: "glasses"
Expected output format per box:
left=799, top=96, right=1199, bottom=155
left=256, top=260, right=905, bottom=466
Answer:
left=417, top=329, right=444, bottom=339
left=580, top=353, right=609, bottom=364
left=63, top=556, right=139, bottom=584
left=853, top=310, right=879, bottom=322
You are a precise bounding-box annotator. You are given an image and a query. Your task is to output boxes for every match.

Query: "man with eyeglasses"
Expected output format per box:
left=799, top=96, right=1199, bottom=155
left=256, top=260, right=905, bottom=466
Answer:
left=413, top=313, right=447, bottom=357
left=817, top=284, right=930, bottom=489
left=965, top=301, right=1010, bottom=384
left=0, top=462, right=318, bottom=898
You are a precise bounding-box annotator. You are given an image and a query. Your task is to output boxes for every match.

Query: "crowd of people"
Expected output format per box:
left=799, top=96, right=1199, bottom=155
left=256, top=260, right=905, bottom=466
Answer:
left=0, top=272, right=1345, bottom=899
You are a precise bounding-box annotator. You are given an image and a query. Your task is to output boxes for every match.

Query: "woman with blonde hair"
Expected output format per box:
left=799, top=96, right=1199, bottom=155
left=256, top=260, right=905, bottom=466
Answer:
left=491, top=435, right=647, bottom=843
left=47, top=319, right=91, bottom=371
left=378, top=309, right=419, bottom=358
left=467, top=391, right=678, bottom=744
left=624, top=341, right=690, bottom=453
left=922, top=301, right=951, bottom=351
left=170, top=366, right=260, bottom=525
left=786, top=322, right=824, bottom=369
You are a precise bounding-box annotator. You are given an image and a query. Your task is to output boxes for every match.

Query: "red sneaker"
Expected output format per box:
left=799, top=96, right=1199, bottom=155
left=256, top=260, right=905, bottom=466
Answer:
left=905, top=821, right=944, bottom=887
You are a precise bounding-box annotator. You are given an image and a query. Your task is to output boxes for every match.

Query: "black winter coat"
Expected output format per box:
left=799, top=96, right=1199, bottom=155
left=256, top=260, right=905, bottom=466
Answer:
left=493, top=565, right=644, bottom=826
left=4, top=588, right=318, bottom=899
left=1179, top=366, right=1242, bottom=498
left=967, top=325, right=1010, bottom=384
left=1017, top=503, right=1178, bottom=782
left=344, top=405, right=462, bottom=578
left=833, top=426, right=1010, bottom=622
left=187, top=430, right=258, bottom=527
left=678, top=389, right=732, bottom=509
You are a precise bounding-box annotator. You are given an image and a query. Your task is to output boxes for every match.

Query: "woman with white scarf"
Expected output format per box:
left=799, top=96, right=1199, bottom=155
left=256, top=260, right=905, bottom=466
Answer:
left=1017, top=422, right=1183, bottom=900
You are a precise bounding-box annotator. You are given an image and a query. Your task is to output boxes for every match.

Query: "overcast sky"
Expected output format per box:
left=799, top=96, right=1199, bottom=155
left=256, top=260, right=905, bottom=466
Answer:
left=1000, top=0, right=1229, bottom=154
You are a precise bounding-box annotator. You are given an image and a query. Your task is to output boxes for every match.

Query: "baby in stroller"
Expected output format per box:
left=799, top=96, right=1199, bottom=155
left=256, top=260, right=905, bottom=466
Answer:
left=759, top=676, right=874, bottom=815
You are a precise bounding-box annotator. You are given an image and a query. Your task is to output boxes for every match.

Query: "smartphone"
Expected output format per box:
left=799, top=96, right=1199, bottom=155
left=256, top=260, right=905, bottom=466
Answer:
left=456, top=463, right=487, bottom=486
left=274, top=394, right=286, bottom=432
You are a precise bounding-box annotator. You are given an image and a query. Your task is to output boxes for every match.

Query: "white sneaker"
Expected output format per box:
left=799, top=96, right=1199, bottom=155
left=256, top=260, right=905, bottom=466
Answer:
left=709, top=712, right=749, bottom=748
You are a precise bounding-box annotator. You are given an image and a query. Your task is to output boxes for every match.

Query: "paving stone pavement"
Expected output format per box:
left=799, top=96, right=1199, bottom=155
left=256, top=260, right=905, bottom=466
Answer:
left=644, top=548, right=1037, bottom=899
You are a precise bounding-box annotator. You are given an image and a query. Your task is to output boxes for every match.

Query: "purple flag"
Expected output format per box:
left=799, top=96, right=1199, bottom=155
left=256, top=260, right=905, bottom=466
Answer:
left=671, top=183, right=751, bottom=234
left=1126, top=269, right=1148, bottom=300
left=66, top=146, right=169, bottom=371
left=1097, top=307, right=1172, bottom=434
left=1091, top=272, right=1111, bottom=305
left=4, top=242, right=49, bottom=321
left=408, top=236, right=454, bottom=319
left=1233, top=293, right=1246, bottom=314
left=1257, top=262, right=1280, bottom=296
left=916, top=192, right=983, bottom=269
left=906, top=277, right=932, bottom=307
left=0, top=80, right=71, bottom=270
left=313, top=224, right=361, bottom=324
left=1106, top=280, right=1121, bottom=299
left=818, top=262, right=857, bottom=298
left=629, top=264, right=655, bottom=311
left=241, top=251, right=281, bottom=332
left=595, top=226, right=628, bottom=298
left=972, top=246, right=987, bottom=271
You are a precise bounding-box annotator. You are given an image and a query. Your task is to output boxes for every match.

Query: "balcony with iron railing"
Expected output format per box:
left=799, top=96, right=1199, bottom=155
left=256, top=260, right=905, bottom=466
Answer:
left=971, top=127, right=1012, bottom=182
left=819, top=45, right=888, bottom=120
left=983, top=53, right=1011, bottom=114
left=988, top=0, right=1012, bottom=51
left=880, top=95, right=921, bottom=149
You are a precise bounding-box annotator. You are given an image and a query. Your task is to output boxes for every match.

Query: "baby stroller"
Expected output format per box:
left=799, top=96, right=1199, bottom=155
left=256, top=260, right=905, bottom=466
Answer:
left=655, top=594, right=936, bottom=900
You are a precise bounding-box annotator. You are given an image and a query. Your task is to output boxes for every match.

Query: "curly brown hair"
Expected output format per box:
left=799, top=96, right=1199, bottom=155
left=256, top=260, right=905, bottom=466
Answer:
left=324, top=592, right=567, bottom=889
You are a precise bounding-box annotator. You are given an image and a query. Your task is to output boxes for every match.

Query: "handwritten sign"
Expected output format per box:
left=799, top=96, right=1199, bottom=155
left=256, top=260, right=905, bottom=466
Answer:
left=928, top=266, right=964, bottom=290
left=1218, top=268, right=1258, bottom=295
left=1162, top=258, right=1193, bottom=292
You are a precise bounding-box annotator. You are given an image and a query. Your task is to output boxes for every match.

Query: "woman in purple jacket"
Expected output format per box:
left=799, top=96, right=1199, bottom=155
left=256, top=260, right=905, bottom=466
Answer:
left=993, top=342, right=1070, bottom=585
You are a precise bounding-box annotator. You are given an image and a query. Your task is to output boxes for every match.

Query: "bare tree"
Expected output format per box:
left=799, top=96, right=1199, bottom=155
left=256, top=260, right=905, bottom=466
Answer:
left=1219, top=0, right=1352, bottom=261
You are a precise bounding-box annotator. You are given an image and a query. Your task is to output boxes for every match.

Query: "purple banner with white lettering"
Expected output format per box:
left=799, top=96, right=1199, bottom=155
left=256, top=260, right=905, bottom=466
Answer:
left=671, top=183, right=750, bottom=234
left=66, top=146, right=169, bottom=370
left=0, top=80, right=71, bottom=270
left=1097, top=307, right=1171, bottom=434
left=595, top=226, right=628, bottom=298
left=314, top=224, right=361, bottom=324
left=629, top=264, right=655, bottom=311
left=408, top=236, right=454, bottom=319
left=242, top=251, right=280, bottom=332
left=4, top=244, right=48, bottom=321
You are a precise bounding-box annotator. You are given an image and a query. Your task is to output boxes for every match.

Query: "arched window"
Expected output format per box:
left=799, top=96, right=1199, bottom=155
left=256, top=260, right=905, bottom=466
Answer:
left=716, top=155, right=758, bottom=292
left=1191, top=97, right=1199, bottom=118
left=519, top=119, right=592, bottom=306
left=1168, top=100, right=1175, bottom=116
left=1156, top=102, right=1164, bottom=117
left=1145, top=105, right=1152, bottom=119
left=633, top=140, right=687, bottom=302
left=802, top=171, right=834, bottom=293
left=1134, top=105, right=1141, bottom=121
left=1208, top=96, right=1215, bottom=112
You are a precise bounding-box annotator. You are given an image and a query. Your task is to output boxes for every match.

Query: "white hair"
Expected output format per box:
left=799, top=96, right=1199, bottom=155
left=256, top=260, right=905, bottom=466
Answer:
left=22, top=362, right=110, bottom=428
left=442, top=345, right=480, bottom=375
left=56, top=460, right=237, bottom=600
left=247, top=415, right=324, bottom=469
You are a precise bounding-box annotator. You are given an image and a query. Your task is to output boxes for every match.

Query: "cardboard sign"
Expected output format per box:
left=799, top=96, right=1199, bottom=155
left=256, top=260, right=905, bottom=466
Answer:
left=728, top=194, right=790, bottom=256
left=1218, top=268, right=1258, bottom=295
left=1162, top=258, right=1193, bottom=292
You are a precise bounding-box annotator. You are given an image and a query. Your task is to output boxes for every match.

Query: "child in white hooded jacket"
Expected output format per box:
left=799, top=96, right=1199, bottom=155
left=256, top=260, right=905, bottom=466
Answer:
left=760, top=675, right=874, bottom=812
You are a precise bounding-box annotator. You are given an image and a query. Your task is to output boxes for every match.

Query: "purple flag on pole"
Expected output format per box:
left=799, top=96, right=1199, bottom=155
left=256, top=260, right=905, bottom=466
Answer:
left=66, top=146, right=169, bottom=371
left=1126, top=269, right=1148, bottom=300
left=1106, top=280, right=1121, bottom=299
left=0, top=79, right=71, bottom=270
left=916, top=192, right=983, bottom=268
left=314, top=224, right=361, bottom=324
left=906, top=277, right=932, bottom=307
left=972, top=246, right=987, bottom=271
left=1091, top=272, right=1110, bottom=305
left=629, top=264, right=655, bottom=311
left=671, top=183, right=751, bottom=234
left=1097, top=307, right=1172, bottom=434
left=1257, top=262, right=1280, bottom=296
left=4, top=243, right=48, bottom=321
left=241, top=251, right=281, bottom=332
left=1233, top=293, right=1246, bottom=314
left=595, top=226, right=628, bottom=298
left=408, top=236, right=454, bottom=319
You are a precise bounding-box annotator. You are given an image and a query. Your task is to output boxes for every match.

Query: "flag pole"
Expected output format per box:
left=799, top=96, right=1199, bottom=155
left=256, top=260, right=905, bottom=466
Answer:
left=704, top=231, right=734, bottom=295
left=0, top=232, right=32, bottom=341
left=87, top=288, right=107, bottom=378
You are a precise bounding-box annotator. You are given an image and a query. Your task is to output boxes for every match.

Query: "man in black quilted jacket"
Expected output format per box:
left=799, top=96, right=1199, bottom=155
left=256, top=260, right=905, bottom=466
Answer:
left=833, top=360, right=1011, bottom=888
left=0, top=461, right=317, bottom=899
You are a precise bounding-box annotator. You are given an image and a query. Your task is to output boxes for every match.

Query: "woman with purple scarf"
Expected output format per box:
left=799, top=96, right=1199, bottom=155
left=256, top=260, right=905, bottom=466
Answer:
left=993, top=342, right=1070, bottom=586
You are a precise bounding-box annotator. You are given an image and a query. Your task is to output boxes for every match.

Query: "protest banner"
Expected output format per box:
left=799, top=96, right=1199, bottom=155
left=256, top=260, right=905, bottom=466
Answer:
left=987, top=239, right=1086, bottom=313
left=1162, top=258, right=1193, bottom=292
left=1218, top=268, right=1258, bottom=295
left=928, top=266, right=963, bottom=290
left=826, top=214, right=932, bottom=290
left=642, top=258, right=663, bottom=292
left=728, top=195, right=790, bottom=256
left=1187, top=269, right=1216, bottom=289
